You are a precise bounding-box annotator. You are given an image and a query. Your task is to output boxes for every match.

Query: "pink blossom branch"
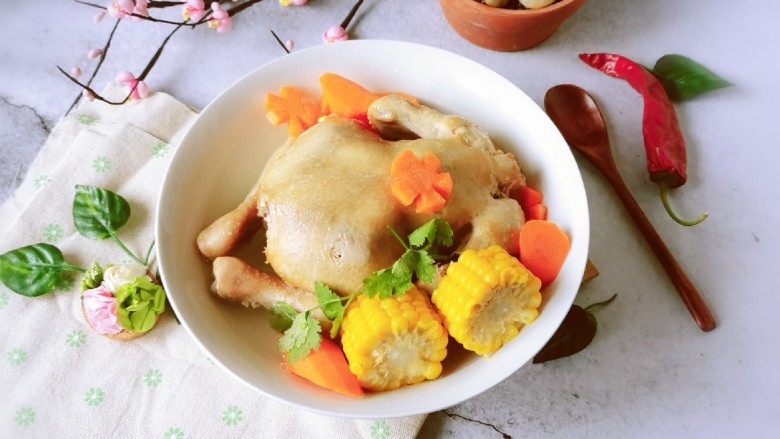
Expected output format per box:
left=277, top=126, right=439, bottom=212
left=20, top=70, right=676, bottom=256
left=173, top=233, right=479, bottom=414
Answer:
left=59, top=0, right=266, bottom=113
left=270, top=30, right=290, bottom=54
left=63, top=18, right=121, bottom=114
left=341, top=0, right=364, bottom=30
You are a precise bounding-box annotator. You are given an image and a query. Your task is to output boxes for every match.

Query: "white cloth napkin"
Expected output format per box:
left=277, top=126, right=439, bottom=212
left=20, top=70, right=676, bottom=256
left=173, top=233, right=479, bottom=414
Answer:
left=0, top=85, right=426, bottom=438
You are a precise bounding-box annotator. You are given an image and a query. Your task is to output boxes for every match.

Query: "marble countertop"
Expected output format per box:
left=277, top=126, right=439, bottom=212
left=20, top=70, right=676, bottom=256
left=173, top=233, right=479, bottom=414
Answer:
left=1, top=0, right=778, bottom=437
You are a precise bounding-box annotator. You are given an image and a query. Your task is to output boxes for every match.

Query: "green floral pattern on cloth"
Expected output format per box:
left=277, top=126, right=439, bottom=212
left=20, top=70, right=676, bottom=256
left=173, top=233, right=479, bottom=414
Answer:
left=143, top=369, right=163, bottom=387
left=66, top=329, right=86, bottom=347
left=14, top=407, right=35, bottom=426
left=222, top=406, right=242, bottom=426
left=84, top=387, right=105, bottom=406
left=6, top=348, right=27, bottom=366
left=371, top=420, right=391, bottom=439
left=92, top=156, right=111, bottom=173
left=164, top=427, right=184, bottom=439
left=42, top=223, right=63, bottom=242
left=0, top=290, right=9, bottom=309
left=34, top=175, right=52, bottom=189
left=152, top=142, right=170, bottom=158
left=76, top=114, right=98, bottom=126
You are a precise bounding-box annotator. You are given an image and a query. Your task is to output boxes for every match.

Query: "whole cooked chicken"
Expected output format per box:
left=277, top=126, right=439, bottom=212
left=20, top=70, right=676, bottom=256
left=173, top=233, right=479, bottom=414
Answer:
left=197, top=94, right=527, bottom=312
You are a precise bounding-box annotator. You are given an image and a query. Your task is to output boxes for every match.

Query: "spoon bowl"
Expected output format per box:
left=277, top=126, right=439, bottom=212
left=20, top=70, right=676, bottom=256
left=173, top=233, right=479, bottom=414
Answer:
left=544, top=84, right=716, bottom=332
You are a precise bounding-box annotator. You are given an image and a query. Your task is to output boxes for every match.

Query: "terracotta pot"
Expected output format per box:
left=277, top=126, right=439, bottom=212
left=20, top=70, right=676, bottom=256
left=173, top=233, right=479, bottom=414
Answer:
left=439, top=0, right=586, bottom=52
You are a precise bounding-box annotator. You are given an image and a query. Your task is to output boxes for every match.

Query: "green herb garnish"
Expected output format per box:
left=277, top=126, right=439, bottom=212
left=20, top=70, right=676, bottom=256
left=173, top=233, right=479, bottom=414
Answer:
left=271, top=219, right=454, bottom=363
left=116, top=276, right=166, bottom=333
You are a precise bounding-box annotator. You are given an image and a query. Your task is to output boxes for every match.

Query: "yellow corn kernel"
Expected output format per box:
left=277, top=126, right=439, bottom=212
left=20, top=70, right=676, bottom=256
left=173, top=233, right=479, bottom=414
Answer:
left=340, top=286, right=448, bottom=392
left=431, top=245, right=542, bottom=356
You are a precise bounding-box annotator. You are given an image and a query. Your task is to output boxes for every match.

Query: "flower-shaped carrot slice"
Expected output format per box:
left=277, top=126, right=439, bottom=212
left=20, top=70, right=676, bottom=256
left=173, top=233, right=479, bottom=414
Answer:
left=264, top=86, right=320, bottom=136
left=391, top=150, right=453, bottom=214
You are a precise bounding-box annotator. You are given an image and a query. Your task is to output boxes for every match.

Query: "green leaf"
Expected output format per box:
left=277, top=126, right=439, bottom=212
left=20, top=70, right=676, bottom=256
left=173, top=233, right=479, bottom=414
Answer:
left=0, top=243, right=67, bottom=297
left=532, top=305, right=596, bottom=364
left=362, top=268, right=413, bottom=299
left=278, top=311, right=322, bottom=364
left=329, top=312, right=345, bottom=339
left=408, top=220, right=437, bottom=248
left=533, top=294, right=617, bottom=364
left=407, top=219, right=454, bottom=248
left=314, top=281, right=344, bottom=321
left=116, top=276, right=166, bottom=332
left=72, top=185, right=131, bottom=240
left=652, top=54, right=732, bottom=101
left=411, top=250, right=437, bottom=283
left=270, top=302, right=298, bottom=332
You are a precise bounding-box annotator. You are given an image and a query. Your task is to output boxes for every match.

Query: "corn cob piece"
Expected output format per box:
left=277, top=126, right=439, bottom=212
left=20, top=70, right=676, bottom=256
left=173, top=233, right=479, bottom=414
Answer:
left=340, top=286, right=448, bottom=392
left=432, top=245, right=542, bottom=356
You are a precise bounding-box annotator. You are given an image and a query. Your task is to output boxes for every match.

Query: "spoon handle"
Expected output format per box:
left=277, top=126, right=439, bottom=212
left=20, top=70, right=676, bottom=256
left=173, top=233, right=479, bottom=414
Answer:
left=598, top=167, right=716, bottom=331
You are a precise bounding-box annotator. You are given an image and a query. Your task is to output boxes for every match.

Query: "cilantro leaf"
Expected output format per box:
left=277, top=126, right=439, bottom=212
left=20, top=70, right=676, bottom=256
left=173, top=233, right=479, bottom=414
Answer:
left=412, top=250, right=437, bottom=283
left=408, top=220, right=436, bottom=248
left=278, top=311, right=322, bottom=364
left=363, top=268, right=413, bottom=299
left=330, top=313, right=345, bottom=339
left=314, top=281, right=344, bottom=321
left=434, top=219, right=454, bottom=247
left=408, top=219, right=454, bottom=248
left=269, top=302, right=298, bottom=332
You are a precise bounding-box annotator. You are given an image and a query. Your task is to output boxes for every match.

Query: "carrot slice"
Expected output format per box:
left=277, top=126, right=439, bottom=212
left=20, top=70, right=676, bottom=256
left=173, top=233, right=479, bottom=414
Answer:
left=319, top=73, right=420, bottom=119
left=390, top=150, right=452, bottom=214
left=518, top=219, right=570, bottom=285
left=285, top=338, right=364, bottom=397
left=264, top=86, right=320, bottom=136
left=526, top=203, right=548, bottom=221
left=511, top=185, right=543, bottom=209
left=319, top=73, right=379, bottom=118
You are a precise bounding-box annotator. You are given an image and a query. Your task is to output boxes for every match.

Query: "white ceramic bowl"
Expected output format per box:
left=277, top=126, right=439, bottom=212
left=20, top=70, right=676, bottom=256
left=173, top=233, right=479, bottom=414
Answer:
left=156, top=40, right=589, bottom=418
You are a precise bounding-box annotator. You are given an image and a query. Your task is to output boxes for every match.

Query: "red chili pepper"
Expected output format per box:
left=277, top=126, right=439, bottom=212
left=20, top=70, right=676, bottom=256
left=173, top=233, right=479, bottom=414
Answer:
left=579, top=52, right=706, bottom=226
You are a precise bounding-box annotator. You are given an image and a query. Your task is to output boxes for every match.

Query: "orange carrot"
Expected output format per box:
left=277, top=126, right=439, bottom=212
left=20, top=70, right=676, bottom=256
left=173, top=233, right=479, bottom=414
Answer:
left=285, top=338, right=364, bottom=397
left=319, top=73, right=379, bottom=119
left=319, top=73, right=420, bottom=120
left=517, top=185, right=544, bottom=207
left=518, top=220, right=570, bottom=285
left=526, top=203, right=548, bottom=221
left=390, top=150, right=453, bottom=214
left=264, top=86, right=320, bottom=137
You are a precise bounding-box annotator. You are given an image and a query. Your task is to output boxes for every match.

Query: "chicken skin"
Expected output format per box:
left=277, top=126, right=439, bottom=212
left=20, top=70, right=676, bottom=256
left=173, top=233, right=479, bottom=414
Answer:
left=197, top=94, right=526, bottom=301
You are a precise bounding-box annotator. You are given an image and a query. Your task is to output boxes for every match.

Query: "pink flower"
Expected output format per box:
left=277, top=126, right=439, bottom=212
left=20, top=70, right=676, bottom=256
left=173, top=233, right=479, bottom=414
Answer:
left=208, top=2, right=232, bottom=33
left=94, top=11, right=107, bottom=23
left=279, top=0, right=308, bottom=6
left=87, top=48, right=103, bottom=59
left=83, top=89, right=96, bottom=102
left=322, top=25, right=348, bottom=44
left=182, top=0, right=206, bottom=21
left=82, top=285, right=123, bottom=335
left=71, top=67, right=82, bottom=78
left=107, top=0, right=148, bottom=19
left=115, top=71, right=150, bottom=100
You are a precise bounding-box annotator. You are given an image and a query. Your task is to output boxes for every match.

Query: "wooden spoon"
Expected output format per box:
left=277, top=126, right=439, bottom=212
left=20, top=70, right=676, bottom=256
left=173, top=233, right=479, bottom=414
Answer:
left=544, top=84, right=716, bottom=332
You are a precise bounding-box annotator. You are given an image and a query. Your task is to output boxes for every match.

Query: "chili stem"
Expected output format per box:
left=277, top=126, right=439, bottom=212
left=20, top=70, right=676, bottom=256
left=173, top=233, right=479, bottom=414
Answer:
left=584, top=293, right=618, bottom=313
left=659, top=184, right=708, bottom=226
